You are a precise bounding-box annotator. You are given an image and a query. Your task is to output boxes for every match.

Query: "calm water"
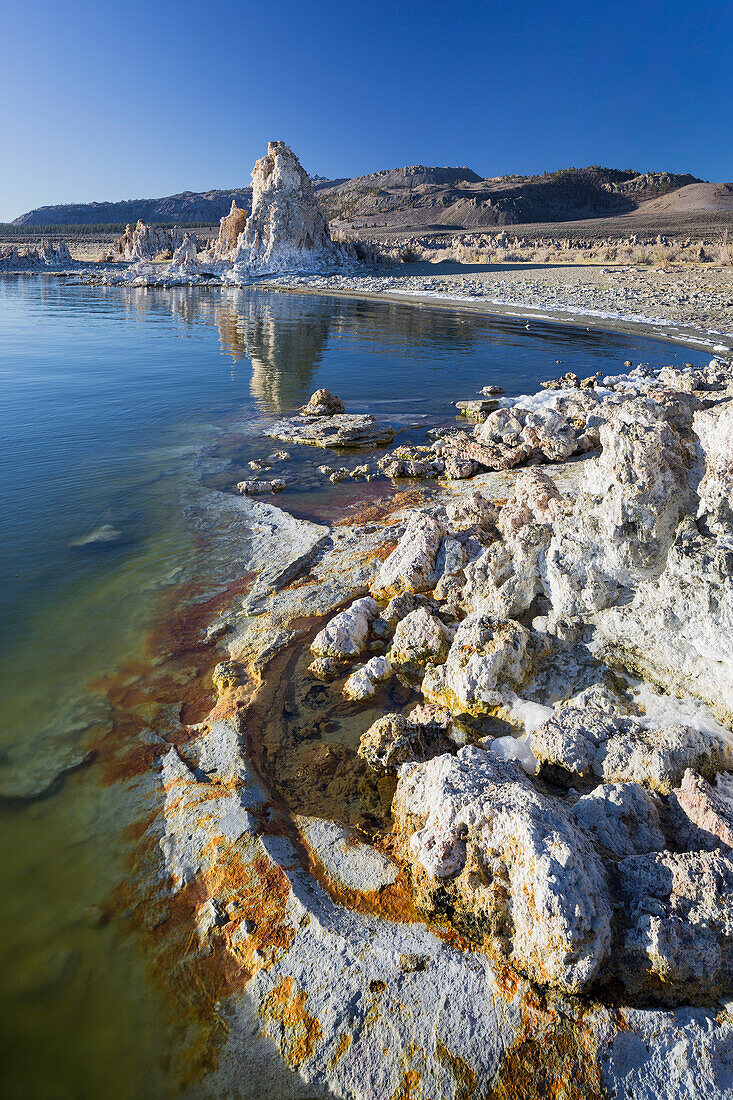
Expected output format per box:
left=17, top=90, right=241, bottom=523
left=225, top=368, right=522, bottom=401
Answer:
left=0, top=276, right=709, bottom=1098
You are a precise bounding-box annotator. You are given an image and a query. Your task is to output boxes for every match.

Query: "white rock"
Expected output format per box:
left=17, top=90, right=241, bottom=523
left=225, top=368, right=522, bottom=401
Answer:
left=343, top=655, right=392, bottom=701
left=393, top=747, right=612, bottom=992
left=571, top=782, right=666, bottom=858
left=371, top=512, right=446, bottom=598
left=310, top=596, right=378, bottom=660
left=230, top=141, right=350, bottom=277
left=422, top=613, right=530, bottom=716
left=388, top=607, right=451, bottom=677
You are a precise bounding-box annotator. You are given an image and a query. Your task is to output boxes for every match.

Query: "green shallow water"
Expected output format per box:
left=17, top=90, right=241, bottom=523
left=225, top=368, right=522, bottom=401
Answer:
left=0, top=276, right=710, bottom=1098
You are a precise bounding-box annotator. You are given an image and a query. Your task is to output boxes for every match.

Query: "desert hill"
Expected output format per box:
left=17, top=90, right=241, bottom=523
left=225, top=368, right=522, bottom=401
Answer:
left=13, top=165, right=731, bottom=239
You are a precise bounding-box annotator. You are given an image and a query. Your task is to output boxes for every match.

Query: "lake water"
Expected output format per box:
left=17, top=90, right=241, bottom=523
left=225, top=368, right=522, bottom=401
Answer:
left=0, top=275, right=709, bottom=1098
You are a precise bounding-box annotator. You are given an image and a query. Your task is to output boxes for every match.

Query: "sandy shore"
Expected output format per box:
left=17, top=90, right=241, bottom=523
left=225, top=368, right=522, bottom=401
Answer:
left=268, top=261, right=733, bottom=354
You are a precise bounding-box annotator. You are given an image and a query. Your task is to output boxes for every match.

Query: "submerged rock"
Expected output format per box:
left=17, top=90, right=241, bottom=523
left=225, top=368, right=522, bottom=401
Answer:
left=267, top=412, right=393, bottom=449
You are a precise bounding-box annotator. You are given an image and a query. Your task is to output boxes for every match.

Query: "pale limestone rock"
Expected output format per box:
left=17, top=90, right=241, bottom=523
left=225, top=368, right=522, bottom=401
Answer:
left=421, top=613, right=530, bottom=717
left=468, top=389, right=601, bottom=471
left=236, top=478, right=286, bottom=494
left=231, top=141, right=348, bottom=275
left=393, top=747, right=611, bottom=992
left=669, top=769, right=733, bottom=851
left=498, top=468, right=562, bottom=539
left=300, top=388, right=345, bottom=416
left=596, top=518, right=733, bottom=723
left=358, top=707, right=453, bottom=775
left=462, top=522, right=552, bottom=618
left=310, top=596, right=378, bottom=660
left=115, top=220, right=185, bottom=261
left=342, top=655, right=392, bottom=701
left=531, top=705, right=732, bottom=793
left=0, top=241, right=73, bottom=270
left=693, top=401, right=733, bottom=535
left=297, top=816, right=398, bottom=893
left=169, top=232, right=199, bottom=270
left=616, top=849, right=733, bottom=1003
left=212, top=200, right=248, bottom=262
left=267, top=413, right=393, bottom=449
left=370, top=512, right=446, bottom=598
left=445, top=489, right=499, bottom=534
left=544, top=403, right=696, bottom=619
left=571, top=782, right=666, bottom=858
left=388, top=607, right=451, bottom=678
left=443, top=455, right=478, bottom=480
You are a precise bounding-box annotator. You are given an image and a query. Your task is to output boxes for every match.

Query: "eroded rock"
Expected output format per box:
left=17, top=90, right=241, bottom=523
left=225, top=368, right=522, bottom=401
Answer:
left=393, top=747, right=612, bottom=992
left=422, top=613, right=531, bottom=717
left=310, top=597, right=378, bottom=660
left=371, top=512, right=446, bottom=598
left=616, top=849, right=733, bottom=1003
left=531, top=705, right=732, bottom=793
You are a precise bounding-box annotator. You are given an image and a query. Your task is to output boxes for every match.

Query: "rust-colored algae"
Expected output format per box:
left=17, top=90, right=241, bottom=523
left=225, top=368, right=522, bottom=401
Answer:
left=260, top=976, right=324, bottom=1068
left=328, top=1031, right=353, bottom=1071
left=435, top=1040, right=477, bottom=1100
left=388, top=1068, right=423, bottom=1100
left=491, top=1008, right=603, bottom=1100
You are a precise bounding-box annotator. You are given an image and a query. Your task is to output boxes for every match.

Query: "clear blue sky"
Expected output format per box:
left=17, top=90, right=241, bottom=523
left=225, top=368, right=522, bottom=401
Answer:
left=1, top=0, right=731, bottom=221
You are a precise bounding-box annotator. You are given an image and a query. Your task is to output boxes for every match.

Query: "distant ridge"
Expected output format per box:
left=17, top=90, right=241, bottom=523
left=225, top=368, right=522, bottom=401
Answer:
left=13, top=165, right=705, bottom=231
left=13, top=188, right=253, bottom=228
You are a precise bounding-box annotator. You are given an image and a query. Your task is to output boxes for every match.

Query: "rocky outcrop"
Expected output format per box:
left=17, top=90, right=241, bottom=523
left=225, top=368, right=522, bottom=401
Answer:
left=421, top=613, right=531, bottom=716
left=0, top=241, right=72, bottom=270
left=544, top=401, right=696, bottom=620
left=370, top=512, right=446, bottom=598
left=615, top=849, right=733, bottom=1003
left=394, top=748, right=612, bottom=992
left=230, top=141, right=350, bottom=276
left=571, top=782, right=666, bottom=858
left=310, top=596, right=378, bottom=660
left=531, top=705, right=732, bottom=793
left=669, top=769, right=733, bottom=850
left=388, top=607, right=452, bottom=678
left=358, top=706, right=454, bottom=774
left=113, top=220, right=186, bottom=261
left=299, top=388, right=345, bottom=416
left=211, top=199, right=248, bottom=262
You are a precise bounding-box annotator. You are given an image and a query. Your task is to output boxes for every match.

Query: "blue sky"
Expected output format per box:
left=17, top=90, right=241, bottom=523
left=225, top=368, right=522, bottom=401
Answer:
left=1, top=0, right=731, bottom=221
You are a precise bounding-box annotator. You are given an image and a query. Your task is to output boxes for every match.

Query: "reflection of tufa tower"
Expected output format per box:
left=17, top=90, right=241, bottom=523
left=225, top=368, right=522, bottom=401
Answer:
left=215, top=291, right=333, bottom=413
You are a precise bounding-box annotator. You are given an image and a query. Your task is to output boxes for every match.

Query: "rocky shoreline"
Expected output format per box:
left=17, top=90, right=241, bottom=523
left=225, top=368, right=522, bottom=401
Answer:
left=6, top=138, right=733, bottom=1097
left=136, top=337, right=733, bottom=1099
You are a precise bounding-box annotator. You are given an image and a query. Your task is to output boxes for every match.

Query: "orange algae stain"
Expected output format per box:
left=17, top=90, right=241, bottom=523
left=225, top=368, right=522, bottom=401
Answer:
left=434, top=1040, right=477, bottom=1100
left=259, top=976, right=324, bottom=1068
left=491, top=1004, right=603, bottom=1100
left=88, top=571, right=256, bottom=785
left=388, top=1069, right=424, bottom=1100
left=333, top=486, right=430, bottom=527
left=328, top=1031, right=353, bottom=1071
